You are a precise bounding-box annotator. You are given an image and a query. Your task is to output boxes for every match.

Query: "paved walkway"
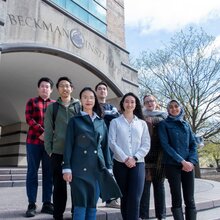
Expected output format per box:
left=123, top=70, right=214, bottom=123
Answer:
left=0, top=178, right=220, bottom=219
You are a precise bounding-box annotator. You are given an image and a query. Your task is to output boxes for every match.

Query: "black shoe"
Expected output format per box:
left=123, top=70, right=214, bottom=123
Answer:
left=41, top=202, right=54, bottom=215
left=26, top=203, right=36, bottom=217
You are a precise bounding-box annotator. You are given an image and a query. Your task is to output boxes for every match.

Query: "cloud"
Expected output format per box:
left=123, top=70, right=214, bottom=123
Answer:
left=214, top=35, right=220, bottom=47
left=211, top=35, right=220, bottom=54
left=124, top=0, right=220, bottom=35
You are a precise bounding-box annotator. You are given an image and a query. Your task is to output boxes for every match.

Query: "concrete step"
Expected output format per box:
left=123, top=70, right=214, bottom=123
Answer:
left=0, top=167, right=28, bottom=174
left=0, top=167, right=42, bottom=187
left=0, top=179, right=43, bottom=187
left=153, top=206, right=220, bottom=220
left=0, top=173, right=42, bottom=180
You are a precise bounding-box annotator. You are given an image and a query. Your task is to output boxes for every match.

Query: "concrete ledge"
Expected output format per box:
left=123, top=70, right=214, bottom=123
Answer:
left=97, top=208, right=122, bottom=220
left=0, top=181, right=13, bottom=187
left=0, top=178, right=220, bottom=219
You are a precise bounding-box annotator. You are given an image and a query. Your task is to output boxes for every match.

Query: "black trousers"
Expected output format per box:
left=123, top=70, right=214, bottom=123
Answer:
left=113, top=160, right=145, bottom=220
left=165, top=164, right=196, bottom=209
left=139, top=171, right=166, bottom=219
left=51, top=153, right=67, bottom=219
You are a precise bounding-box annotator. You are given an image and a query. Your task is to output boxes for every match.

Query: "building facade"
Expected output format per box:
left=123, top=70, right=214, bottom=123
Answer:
left=0, top=0, right=138, bottom=166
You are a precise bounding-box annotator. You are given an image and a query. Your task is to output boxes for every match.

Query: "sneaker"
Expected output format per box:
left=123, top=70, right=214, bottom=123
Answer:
left=41, top=202, right=54, bottom=215
left=25, top=203, right=36, bottom=217
left=105, top=199, right=120, bottom=209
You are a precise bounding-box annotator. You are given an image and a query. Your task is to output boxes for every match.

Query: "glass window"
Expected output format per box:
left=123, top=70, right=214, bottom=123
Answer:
left=89, top=14, right=106, bottom=34
left=53, top=0, right=66, bottom=7
left=73, top=0, right=106, bottom=10
left=73, top=0, right=89, bottom=10
left=66, top=0, right=88, bottom=23
left=50, top=0, right=107, bottom=34
left=89, top=1, right=106, bottom=23
left=94, top=0, right=106, bottom=8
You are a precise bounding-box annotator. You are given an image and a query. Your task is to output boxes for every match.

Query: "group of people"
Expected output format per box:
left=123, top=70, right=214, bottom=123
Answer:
left=25, top=76, right=198, bottom=220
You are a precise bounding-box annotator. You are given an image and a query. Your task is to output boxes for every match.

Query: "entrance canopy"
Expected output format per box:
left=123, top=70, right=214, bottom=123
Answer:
left=0, top=45, right=122, bottom=126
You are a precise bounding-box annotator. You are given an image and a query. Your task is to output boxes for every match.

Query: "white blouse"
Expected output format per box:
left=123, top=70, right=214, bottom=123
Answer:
left=108, top=114, right=150, bottom=163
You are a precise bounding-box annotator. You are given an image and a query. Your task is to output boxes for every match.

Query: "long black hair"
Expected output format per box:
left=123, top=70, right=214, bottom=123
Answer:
left=120, top=92, right=144, bottom=120
left=79, top=87, right=102, bottom=117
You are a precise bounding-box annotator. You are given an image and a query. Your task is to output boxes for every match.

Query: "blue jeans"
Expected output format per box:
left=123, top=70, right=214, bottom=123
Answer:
left=140, top=173, right=166, bottom=219
left=73, top=207, right=97, bottom=220
left=113, top=160, right=145, bottom=220
left=26, top=143, right=52, bottom=203
left=73, top=181, right=100, bottom=220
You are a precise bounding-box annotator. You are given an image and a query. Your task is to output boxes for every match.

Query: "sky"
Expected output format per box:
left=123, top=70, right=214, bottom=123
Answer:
left=124, top=0, right=220, bottom=59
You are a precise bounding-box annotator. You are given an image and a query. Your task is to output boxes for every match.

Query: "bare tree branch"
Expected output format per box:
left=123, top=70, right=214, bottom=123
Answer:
left=137, top=27, right=220, bottom=139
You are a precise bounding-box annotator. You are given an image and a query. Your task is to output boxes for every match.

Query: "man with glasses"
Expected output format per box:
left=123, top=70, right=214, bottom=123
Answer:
left=44, top=76, right=80, bottom=220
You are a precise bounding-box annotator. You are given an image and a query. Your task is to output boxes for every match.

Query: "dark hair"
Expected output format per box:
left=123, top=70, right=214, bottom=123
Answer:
left=120, top=92, right=144, bottom=120
left=56, top=76, right=73, bottom=89
left=79, top=87, right=102, bottom=117
left=37, top=77, right=54, bottom=88
left=95, top=81, right=108, bottom=91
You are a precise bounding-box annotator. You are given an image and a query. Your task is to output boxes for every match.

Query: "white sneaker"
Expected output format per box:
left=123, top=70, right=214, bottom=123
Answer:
left=105, top=200, right=120, bottom=208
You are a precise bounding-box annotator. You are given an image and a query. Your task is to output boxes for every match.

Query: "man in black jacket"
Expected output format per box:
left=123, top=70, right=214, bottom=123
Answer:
left=95, top=81, right=120, bottom=209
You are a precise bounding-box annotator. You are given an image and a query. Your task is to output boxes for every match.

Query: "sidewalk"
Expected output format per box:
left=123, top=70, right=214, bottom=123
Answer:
left=0, top=178, right=220, bottom=219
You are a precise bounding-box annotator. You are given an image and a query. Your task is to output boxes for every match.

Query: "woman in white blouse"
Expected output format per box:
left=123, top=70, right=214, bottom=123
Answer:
left=108, top=92, right=150, bottom=220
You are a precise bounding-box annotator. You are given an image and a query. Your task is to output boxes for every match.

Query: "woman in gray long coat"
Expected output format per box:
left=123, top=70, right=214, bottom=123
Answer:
left=63, top=87, right=121, bottom=220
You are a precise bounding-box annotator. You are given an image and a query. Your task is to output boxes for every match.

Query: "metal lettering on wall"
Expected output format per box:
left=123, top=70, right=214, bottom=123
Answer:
left=7, top=13, right=133, bottom=79
left=7, top=14, right=70, bottom=38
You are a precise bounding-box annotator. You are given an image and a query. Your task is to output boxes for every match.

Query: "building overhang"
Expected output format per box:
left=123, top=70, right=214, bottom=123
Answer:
left=0, top=43, right=123, bottom=126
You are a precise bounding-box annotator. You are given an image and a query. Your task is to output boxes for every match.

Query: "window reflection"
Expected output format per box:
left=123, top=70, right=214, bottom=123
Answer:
left=51, top=0, right=107, bottom=34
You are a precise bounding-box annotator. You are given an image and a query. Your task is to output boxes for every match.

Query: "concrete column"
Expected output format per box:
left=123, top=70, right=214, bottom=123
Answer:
left=0, top=122, right=28, bottom=167
left=0, top=0, right=6, bottom=40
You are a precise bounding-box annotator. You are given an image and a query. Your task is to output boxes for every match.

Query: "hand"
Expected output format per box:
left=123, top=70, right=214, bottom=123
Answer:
left=125, top=157, right=136, bottom=168
left=39, top=132, right=44, bottom=141
left=181, top=160, right=194, bottom=172
left=145, top=116, right=152, bottom=123
left=63, top=173, right=72, bottom=182
left=108, top=169, right=113, bottom=176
